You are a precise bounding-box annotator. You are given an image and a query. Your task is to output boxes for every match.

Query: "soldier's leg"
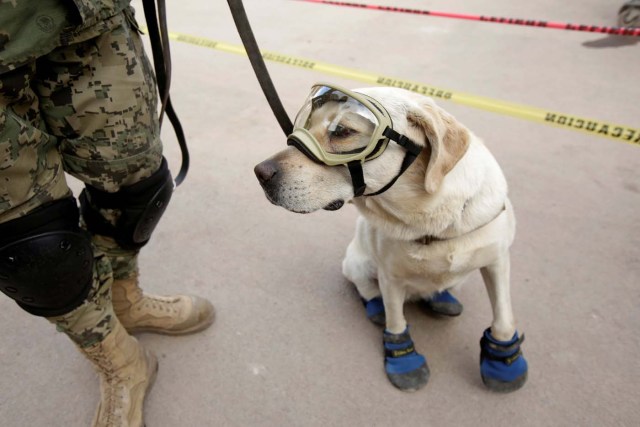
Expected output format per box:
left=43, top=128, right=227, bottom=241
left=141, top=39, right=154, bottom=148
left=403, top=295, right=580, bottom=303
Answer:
left=0, top=57, right=156, bottom=427
left=37, top=7, right=214, bottom=336
left=0, top=58, right=111, bottom=335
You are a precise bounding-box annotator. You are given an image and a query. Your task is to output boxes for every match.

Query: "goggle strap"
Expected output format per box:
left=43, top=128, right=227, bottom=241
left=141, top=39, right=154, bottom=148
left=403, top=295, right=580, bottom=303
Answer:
left=349, top=130, right=423, bottom=197
left=383, top=128, right=423, bottom=157
left=365, top=150, right=419, bottom=197
left=347, top=161, right=367, bottom=197
left=365, top=139, right=387, bottom=160
left=287, top=138, right=324, bottom=164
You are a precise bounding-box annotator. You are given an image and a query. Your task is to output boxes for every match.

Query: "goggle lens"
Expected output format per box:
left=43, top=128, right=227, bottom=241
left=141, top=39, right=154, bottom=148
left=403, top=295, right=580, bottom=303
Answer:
left=293, top=86, right=380, bottom=156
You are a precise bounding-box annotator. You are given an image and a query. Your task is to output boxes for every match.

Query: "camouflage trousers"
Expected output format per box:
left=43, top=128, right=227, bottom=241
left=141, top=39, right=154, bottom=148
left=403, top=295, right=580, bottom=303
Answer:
left=0, top=8, right=162, bottom=347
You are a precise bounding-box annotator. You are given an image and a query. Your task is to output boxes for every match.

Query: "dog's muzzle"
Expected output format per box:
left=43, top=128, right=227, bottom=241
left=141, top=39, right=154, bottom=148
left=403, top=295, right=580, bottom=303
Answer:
left=254, top=159, right=278, bottom=188
left=322, top=200, right=344, bottom=211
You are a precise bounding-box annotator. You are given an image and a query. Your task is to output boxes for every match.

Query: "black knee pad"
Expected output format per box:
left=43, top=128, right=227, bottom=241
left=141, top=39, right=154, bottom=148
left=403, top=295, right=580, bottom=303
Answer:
left=79, top=157, right=173, bottom=250
left=0, top=198, right=94, bottom=317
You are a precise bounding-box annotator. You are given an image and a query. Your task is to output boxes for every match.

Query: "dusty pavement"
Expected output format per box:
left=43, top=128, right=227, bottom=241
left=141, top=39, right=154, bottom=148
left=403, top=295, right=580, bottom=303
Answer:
left=1, top=0, right=639, bottom=426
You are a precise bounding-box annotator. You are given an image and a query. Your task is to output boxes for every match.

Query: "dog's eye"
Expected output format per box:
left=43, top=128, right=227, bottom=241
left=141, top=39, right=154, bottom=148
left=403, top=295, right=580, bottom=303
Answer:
left=330, top=124, right=355, bottom=139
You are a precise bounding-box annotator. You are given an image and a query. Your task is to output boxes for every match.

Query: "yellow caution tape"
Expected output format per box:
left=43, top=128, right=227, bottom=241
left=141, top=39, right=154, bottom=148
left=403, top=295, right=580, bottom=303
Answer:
left=159, top=29, right=640, bottom=146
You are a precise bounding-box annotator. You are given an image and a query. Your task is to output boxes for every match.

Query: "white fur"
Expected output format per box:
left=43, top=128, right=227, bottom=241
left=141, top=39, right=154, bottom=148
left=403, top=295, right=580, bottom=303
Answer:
left=255, top=87, right=518, bottom=341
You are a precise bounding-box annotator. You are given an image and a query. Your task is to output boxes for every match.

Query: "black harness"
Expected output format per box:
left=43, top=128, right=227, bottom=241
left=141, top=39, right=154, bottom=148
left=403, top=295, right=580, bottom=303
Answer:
left=347, top=128, right=423, bottom=197
left=288, top=127, right=424, bottom=197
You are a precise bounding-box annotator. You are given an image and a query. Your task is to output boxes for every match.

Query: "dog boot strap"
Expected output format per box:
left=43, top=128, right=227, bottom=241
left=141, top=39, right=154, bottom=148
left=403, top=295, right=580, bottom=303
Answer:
left=383, top=329, right=426, bottom=375
left=480, top=329, right=525, bottom=365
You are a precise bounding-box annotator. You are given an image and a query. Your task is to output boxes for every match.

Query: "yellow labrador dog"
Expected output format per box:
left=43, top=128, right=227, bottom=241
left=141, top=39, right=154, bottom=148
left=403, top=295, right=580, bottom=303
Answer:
left=254, top=84, right=528, bottom=393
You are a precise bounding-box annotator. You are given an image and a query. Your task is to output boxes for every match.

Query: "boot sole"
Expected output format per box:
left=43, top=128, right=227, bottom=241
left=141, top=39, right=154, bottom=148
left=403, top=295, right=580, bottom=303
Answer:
left=481, top=371, right=527, bottom=393
left=420, top=300, right=464, bottom=317
left=387, top=363, right=430, bottom=392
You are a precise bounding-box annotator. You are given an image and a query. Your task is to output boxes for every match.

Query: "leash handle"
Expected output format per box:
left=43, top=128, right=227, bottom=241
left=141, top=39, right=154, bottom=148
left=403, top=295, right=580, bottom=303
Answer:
left=227, top=0, right=294, bottom=136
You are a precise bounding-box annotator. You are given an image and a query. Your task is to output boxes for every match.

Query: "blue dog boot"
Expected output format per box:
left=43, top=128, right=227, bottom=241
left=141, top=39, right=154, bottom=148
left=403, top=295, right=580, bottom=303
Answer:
left=480, top=328, right=528, bottom=392
left=422, top=290, right=463, bottom=316
left=383, top=328, right=430, bottom=391
left=361, top=296, right=385, bottom=326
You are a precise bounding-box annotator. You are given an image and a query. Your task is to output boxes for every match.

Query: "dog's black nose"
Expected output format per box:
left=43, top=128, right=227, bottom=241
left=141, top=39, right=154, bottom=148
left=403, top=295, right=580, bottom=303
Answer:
left=254, top=160, right=279, bottom=185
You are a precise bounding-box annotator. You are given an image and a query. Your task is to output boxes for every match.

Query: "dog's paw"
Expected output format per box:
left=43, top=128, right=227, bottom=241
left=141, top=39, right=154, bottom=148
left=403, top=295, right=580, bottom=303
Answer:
left=479, top=328, right=528, bottom=392
left=362, top=297, right=386, bottom=326
left=421, top=290, right=463, bottom=317
left=384, top=328, right=430, bottom=392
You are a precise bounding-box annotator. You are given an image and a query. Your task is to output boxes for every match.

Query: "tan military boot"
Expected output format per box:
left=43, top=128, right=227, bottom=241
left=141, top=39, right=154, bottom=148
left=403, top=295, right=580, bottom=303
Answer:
left=112, top=274, right=215, bottom=335
left=80, top=319, right=158, bottom=427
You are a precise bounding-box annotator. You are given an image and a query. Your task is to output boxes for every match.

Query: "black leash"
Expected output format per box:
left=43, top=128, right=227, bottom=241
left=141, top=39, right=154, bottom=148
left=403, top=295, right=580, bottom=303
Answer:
left=142, top=0, right=189, bottom=186
left=225, top=1, right=420, bottom=198
left=226, top=0, right=293, bottom=136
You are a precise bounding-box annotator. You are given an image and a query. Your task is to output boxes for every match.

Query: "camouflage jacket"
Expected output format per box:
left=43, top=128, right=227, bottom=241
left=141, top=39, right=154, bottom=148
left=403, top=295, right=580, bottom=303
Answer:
left=0, top=0, right=132, bottom=72
left=71, top=0, right=132, bottom=25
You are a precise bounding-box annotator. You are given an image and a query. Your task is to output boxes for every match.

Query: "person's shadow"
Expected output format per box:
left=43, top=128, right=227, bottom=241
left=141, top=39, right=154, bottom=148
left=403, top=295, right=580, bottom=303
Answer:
left=583, top=34, right=639, bottom=48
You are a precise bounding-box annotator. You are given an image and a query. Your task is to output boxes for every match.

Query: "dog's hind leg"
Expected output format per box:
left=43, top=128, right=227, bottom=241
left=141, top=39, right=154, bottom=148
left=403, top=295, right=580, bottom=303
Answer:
left=342, top=240, right=379, bottom=301
left=342, top=217, right=384, bottom=324
left=343, top=238, right=384, bottom=325
left=479, top=252, right=528, bottom=392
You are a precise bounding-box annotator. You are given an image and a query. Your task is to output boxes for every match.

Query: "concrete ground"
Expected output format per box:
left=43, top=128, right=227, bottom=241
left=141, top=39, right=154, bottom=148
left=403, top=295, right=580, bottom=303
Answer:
left=1, top=0, right=639, bottom=426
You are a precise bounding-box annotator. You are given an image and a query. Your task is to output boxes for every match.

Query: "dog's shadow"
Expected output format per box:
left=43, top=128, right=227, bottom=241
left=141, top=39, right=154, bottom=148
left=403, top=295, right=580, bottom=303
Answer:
left=582, top=34, right=639, bottom=48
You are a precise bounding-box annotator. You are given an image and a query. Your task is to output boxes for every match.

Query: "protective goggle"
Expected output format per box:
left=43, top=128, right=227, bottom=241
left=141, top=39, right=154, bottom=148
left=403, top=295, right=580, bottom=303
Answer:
left=287, top=83, right=423, bottom=197
left=287, top=83, right=397, bottom=166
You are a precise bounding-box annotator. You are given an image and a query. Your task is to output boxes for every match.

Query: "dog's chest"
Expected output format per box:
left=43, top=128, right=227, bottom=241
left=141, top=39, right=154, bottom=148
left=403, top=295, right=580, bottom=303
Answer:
left=371, top=232, right=502, bottom=293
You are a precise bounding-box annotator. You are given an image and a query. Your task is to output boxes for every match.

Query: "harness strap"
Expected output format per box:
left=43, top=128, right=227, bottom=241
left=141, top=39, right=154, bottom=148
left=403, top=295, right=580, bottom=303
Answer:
left=142, top=0, right=189, bottom=186
left=480, top=333, right=526, bottom=366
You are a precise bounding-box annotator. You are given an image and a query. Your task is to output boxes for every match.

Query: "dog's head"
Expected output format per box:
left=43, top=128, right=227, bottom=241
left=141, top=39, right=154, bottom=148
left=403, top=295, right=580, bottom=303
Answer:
left=254, top=87, right=470, bottom=214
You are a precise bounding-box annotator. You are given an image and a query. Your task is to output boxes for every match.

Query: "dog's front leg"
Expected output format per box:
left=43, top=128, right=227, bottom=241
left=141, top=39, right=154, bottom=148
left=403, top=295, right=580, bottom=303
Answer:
left=479, top=253, right=528, bottom=392
left=378, top=271, right=407, bottom=335
left=379, top=271, right=430, bottom=392
left=480, top=254, right=515, bottom=341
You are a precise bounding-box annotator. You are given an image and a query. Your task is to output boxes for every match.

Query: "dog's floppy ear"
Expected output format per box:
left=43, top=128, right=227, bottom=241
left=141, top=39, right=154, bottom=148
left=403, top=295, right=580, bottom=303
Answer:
left=407, top=100, right=471, bottom=194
